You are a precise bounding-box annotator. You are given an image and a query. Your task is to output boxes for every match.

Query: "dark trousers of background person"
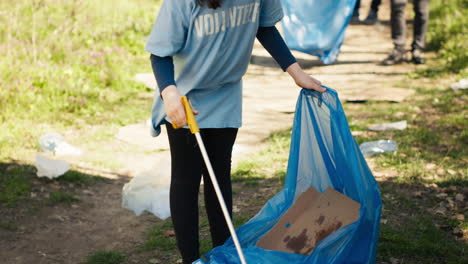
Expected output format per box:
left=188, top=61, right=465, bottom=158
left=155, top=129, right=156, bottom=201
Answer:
left=165, top=121, right=238, bottom=264
left=391, top=0, right=430, bottom=51
left=354, top=0, right=382, bottom=13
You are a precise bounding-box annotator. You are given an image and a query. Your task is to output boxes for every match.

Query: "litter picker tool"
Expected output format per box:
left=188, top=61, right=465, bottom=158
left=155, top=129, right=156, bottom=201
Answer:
left=174, top=96, right=247, bottom=264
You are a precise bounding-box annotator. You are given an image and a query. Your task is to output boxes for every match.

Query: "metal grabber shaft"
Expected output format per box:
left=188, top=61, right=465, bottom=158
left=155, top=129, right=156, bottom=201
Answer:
left=174, top=96, right=247, bottom=264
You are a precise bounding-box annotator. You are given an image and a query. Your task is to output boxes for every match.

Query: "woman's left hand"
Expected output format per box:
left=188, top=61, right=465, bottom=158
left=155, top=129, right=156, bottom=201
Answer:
left=286, top=62, right=326, bottom=93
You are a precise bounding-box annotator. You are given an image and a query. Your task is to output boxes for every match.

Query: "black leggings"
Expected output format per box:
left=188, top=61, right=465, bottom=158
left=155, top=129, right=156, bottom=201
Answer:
left=165, top=121, right=238, bottom=264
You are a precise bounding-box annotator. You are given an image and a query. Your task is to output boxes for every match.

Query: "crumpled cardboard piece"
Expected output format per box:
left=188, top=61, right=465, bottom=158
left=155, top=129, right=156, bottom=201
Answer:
left=257, top=187, right=361, bottom=255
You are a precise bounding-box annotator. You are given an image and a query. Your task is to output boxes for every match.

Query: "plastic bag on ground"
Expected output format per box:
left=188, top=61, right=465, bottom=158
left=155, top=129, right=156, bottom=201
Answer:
left=360, top=140, right=398, bottom=157
left=122, top=155, right=171, bottom=220
left=35, top=154, right=71, bottom=179
left=39, top=132, right=83, bottom=156
left=368, top=121, right=407, bottom=131
left=280, top=0, right=358, bottom=64
left=451, top=78, right=468, bottom=91
left=196, top=88, right=382, bottom=264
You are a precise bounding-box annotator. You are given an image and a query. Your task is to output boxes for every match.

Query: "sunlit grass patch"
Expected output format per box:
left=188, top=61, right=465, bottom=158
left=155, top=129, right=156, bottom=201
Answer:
left=144, top=220, right=177, bottom=251
left=58, top=170, right=103, bottom=185
left=0, top=0, right=160, bottom=162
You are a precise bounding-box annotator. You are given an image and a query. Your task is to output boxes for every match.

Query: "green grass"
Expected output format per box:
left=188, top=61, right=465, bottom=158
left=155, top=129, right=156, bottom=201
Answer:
left=377, top=181, right=467, bottom=263
left=0, top=164, right=34, bottom=206
left=85, top=250, right=127, bottom=264
left=342, top=80, right=468, bottom=261
left=47, top=191, right=79, bottom=205
left=0, top=222, right=18, bottom=232
left=0, top=0, right=161, bottom=161
left=233, top=215, right=250, bottom=228
left=231, top=161, right=265, bottom=187
left=0, top=162, right=103, bottom=207
left=419, top=0, right=467, bottom=76
left=143, top=220, right=177, bottom=251
left=231, top=129, right=292, bottom=187
left=58, top=170, right=103, bottom=185
left=200, top=239, right=213, bottom=257
left=346, top=86, right=467, bottom=186
left=378, top=220, right=467, bottom=263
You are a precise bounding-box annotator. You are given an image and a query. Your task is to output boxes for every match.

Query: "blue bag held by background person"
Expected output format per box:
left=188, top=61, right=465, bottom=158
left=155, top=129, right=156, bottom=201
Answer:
left=280, top=0, right=358, bottom=64
left=196, top=87, right=382, bottom=264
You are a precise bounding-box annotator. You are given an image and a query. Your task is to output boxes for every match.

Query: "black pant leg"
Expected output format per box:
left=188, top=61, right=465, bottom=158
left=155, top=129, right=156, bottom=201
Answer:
left=166, top=122, right=203, bottom=263
left=200, top=128, right=238, bottom=247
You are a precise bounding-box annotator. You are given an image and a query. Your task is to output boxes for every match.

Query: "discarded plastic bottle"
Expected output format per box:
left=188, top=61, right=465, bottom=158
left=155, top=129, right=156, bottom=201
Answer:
left=39, top=132, right=65, bottom=154
left=359, top=140, right=398, bottom=157
left=38, top=132, right=83, bottom=156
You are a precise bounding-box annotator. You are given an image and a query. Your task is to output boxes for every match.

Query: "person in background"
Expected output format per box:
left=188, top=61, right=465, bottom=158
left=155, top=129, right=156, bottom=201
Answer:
left=351, top=0, right=382, bottom=25
left=382, top=0, right=430, bottom=65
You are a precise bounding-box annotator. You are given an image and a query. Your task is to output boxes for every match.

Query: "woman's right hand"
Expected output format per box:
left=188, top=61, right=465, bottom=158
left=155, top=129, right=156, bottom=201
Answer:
left=161, top=85, right=198, bottom=128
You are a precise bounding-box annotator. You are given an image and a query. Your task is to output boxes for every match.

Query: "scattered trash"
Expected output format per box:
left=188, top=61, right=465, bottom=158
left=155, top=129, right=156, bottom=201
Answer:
left=35, top=154, right=71, bottom=179
left=451, top=78, right=468, bottom=91
left=38, top=132, right=83, bottom=156
left=122, top=160, right=171, bottom=220
left=368, top=120, right=407, bottom=131
left=359, top=140, right=398, bottom=157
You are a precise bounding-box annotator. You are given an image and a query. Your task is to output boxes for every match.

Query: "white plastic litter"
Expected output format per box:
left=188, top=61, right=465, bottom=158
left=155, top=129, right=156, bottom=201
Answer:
left=35, top=154, right=71, bottom=179
left=38, top=132, right=83, bottom=156
left=451, top=78, right=468, bottom=91
left=122, top=158, right=171, bottom=219
left=359, top=140, right=398, bottom=157
left=368, top=120, right=407, bottom=131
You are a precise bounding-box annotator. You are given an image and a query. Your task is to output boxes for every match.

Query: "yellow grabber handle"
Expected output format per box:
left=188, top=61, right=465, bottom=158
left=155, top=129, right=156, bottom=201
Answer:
left=172, top=96, right=200, bottom=134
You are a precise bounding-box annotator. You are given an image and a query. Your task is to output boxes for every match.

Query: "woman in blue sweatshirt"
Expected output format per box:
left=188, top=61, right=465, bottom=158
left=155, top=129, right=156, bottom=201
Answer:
left=146, top=0, right=325, bottom=263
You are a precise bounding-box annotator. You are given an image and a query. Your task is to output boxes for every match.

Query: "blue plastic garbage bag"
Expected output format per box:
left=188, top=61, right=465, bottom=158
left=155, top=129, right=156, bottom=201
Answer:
left=280, top=0, right=357, bottom=64
left=195, top=87, right=382, bottom=264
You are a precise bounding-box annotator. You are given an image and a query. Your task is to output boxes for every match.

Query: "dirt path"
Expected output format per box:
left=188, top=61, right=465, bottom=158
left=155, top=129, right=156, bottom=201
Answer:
left=1, top=1, right=420, bottom=263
